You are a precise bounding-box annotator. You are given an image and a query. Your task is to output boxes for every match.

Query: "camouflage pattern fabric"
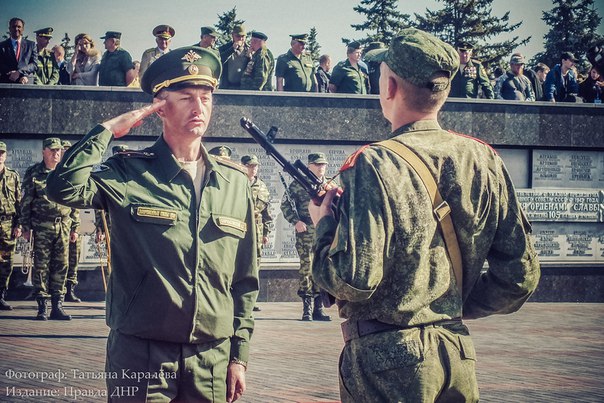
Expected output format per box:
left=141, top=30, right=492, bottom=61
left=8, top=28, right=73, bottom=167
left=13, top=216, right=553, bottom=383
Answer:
left=312, top=120, right=540, bottom=401
left=240, top=46, right=275, bottom=91
left=0, top=167, right=21, bottom=288
left=35, top=48, right=59, bottom=85
left=66, top=233, right=81, bottom=285
left=250, top=176, right=273, bottom=259
left=20, top=162, right=80, bottom=297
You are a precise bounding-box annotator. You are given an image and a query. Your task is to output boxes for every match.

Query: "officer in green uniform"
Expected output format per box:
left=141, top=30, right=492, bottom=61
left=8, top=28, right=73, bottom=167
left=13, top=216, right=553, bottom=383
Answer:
left=61, top=140, right=82, bottom=302
left=33, top=27, right=59, bottom=85
left=240, top=31, right=274, bottom=91
left=47, top=46, right=258, bottom=402
left=218, top=25, right=251, bottom=89
left=309, top=28, right=540, bottom=402
left=329, top=41, right=369, bottom=94
left=98, top=31, right=135, bottom=86
left=275, top=34, right=317, bottom=92
left=208, top=145, right=233, bottom=159
left=197, top=26, right=219, bottom=58
left=449, top=41, right=494, bottom=99
left=139, top=24, right=175, bottom=79
left=280, top=152, right=331, bottom=322
left=0, top=141, right=22, bottom=310
left=20, top=138, right=80, bottom=321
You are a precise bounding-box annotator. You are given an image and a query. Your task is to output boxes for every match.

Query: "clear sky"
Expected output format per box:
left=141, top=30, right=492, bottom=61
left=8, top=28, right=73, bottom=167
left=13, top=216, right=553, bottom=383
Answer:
left=2, top=0, right=603, bottom=64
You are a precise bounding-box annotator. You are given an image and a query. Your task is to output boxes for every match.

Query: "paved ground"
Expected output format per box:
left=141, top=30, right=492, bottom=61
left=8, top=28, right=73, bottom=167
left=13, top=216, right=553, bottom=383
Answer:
left=0, top=301, right=602, bottom=402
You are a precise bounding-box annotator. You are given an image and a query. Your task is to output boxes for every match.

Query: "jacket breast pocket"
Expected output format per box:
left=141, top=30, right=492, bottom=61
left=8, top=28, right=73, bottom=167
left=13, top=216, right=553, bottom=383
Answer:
left=211, top=214, right=247, bottom=239
left=130, top=204, right=178, bottom=226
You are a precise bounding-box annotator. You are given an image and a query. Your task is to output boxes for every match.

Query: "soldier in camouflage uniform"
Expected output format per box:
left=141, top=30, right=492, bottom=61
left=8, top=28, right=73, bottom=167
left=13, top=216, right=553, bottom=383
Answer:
left=33, top=27, right=59, bottom=85
left=280, top=152, right=331, bottom=321
left=0, top=141, right=22, bottom=310
left=240, top=31, right=274, bottom=91
left=309, top=29, right=540, bottom=402
left=61, top=140, right=82, bottom=302
left=20, top=138, right=80, bottom=320
left=449, top=41, right=494, bottom=99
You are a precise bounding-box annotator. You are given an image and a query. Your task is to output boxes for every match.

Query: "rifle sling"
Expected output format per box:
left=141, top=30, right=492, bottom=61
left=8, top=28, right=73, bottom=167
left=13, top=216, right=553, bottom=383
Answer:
left=375, top=140, right=463, bottom=295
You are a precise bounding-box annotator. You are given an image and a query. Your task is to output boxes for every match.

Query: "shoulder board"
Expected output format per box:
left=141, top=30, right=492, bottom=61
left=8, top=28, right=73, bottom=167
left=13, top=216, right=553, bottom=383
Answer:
left=5, top=166, right=18, bottom=174
left=116, top=150, right=156, bottom=158
left=214, top=156, right=247, bottom=174
left=447, top=130, right=498, bottom=154
left=339, top=144, right=371, bottom=172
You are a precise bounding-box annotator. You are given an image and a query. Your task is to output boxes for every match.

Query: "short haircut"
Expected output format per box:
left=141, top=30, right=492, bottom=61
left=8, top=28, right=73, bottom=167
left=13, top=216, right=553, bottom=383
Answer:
left=319, top=54, right=330, bottom=65
left=400, top=72, right=449, bottom=113
left=9, top=17, right=24, bottom=27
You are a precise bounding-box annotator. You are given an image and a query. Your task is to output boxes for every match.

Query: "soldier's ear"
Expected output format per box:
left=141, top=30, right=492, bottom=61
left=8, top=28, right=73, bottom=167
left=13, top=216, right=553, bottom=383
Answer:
left=153, top=97, right=165, bottom=118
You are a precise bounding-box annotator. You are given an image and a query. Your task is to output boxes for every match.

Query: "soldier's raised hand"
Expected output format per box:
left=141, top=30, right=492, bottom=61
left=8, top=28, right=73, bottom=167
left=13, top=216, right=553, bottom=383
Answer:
left=102, top=100, right=166, bottom=138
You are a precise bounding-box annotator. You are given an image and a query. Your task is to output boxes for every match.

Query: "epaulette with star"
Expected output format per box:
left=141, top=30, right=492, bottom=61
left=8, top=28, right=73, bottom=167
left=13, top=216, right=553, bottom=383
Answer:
left=213, top=156, right=247, bottom=174
left=339, top=145, right=371, bottom=172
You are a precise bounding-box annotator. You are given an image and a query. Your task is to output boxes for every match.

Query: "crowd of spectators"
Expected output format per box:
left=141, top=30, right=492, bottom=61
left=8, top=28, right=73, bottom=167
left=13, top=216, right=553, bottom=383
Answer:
left=1, top=17, right=602, bottom=104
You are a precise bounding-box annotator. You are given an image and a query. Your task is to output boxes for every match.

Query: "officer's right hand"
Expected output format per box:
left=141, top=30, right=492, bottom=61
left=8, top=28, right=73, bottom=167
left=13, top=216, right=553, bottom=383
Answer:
left=294, top=221, right=307, bottom=233
left=102, top=100, right=165, bottom=138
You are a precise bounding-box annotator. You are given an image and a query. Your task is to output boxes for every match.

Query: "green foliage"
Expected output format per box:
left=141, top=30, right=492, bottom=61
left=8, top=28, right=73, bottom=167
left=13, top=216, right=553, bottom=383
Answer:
left=346, top=0, right=411, bottom=46
left=307, top=27, right=322, bottom=64
left=531, top=0, right=603, bottom=72
left=414, top=0, right=530, bottom=67
left=215, top=7, right=246, bottom=48
left=60, top=33, right=74, bottom=60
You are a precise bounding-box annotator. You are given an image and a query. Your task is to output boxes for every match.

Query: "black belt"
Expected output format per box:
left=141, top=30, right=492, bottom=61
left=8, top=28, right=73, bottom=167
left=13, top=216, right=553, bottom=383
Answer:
left=341, top=318, right=463, bottom=343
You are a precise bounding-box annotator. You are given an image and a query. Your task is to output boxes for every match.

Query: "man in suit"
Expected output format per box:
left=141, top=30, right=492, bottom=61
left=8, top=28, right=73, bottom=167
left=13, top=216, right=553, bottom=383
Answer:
left=0, top=17, right=38, bottom=84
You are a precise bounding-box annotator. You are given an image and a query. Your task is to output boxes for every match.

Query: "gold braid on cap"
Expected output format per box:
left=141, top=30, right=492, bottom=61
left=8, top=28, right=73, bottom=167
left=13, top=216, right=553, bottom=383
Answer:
left=152, top=50, right=218, bottom=93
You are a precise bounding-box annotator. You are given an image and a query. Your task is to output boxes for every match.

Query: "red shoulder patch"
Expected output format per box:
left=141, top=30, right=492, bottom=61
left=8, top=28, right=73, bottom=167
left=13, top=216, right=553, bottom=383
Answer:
left=340, top=145, right=371, bottom=172
left=447, top=130, right=499, bottom=155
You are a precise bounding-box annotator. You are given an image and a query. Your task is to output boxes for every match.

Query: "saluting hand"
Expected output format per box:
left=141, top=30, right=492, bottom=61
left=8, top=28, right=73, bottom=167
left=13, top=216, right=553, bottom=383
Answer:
left=101, top=100, right=166, bottom=138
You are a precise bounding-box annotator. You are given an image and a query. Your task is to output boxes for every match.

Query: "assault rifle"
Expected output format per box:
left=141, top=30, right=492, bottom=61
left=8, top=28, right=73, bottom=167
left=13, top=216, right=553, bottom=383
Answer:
left=239, top=118, right=341, bottom=207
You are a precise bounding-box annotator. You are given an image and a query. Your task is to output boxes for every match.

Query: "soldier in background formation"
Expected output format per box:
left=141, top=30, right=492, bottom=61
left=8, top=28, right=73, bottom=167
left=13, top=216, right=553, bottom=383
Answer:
left=449, top=41, right=494, bottom=99
left=280, top=152, right=331, bottom=322
left=276, top=34, right=317, bottom=92
left=20, top=137, right=80, bottom=321
left=0, top=141, right=22, bottom=310
left=329, top=41, right=369, bottom=94
left=240, top=31, right=274, bottom=91
left=33, top=27, right=59, bottom=85
left=197, top=26, right=219, bottom=57
left=139, top=24, right=175, bottom=79
left=219, top=24, right=251, bottom=90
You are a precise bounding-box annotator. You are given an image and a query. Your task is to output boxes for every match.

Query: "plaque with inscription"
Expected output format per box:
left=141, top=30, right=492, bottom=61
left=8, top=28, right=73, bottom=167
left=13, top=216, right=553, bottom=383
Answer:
left=532, top=223, right=604, bottom=263
left=532, top=150, right=604, bottom=189
left=517, top=189, right=603, bottom=222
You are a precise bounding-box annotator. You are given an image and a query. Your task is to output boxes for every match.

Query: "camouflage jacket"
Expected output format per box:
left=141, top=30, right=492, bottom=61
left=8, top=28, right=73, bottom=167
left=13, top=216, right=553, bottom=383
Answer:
left=0, top=166, right=21, bottom=229
left=19, top=162, right=79, bottom=232
left=280, top=179, right=313, bottom=227
left=240, top=46, right=274, bottom=91
left=250, top=176, right=273, bottom=238
left=35, top=48, right=59, bottom=85
left=312, top=120, right=540, bottom=325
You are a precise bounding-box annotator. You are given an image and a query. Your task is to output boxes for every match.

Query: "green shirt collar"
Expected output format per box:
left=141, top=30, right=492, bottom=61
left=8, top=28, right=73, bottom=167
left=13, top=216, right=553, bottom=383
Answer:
left=390, top=120, right=442, bottom=138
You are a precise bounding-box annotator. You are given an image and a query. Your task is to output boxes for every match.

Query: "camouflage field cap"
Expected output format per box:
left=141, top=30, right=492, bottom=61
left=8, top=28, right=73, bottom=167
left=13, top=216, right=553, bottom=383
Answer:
left=43, top=137, right=63, bottom=150
left=141, top=46, right=222, bottom=95
left=510, top=53, right=525, bottom=65
left=0, top=141, right=6, bottom=152
left=34, top=27, right=53, bottom=38
left=241, top=154, right=259, bottom=165
left=112, top=144, right=129, bottom=154
left=232, top=25, right=246, bottom=36
left=373, top=28, right=459, bottom=92
left=101, top=31, right=121, bottom=40
left=308, top=152, right=328, bottom=164
left=153, top=25, right=175, bottom=39
left=208, top=145, right=233, bottom=158
left=201, top=26, right=218, bottom=37
left=61, top=140, right=72, bottom=148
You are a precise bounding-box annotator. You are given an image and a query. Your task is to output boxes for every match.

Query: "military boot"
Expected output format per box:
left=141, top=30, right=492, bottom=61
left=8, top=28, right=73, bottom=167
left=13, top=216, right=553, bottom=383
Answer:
left=36, top=297, right=48, bottom=321
left=0, top=288, right=13, bottom=310
left=49, top=295, right=72, bottom=320
left=301, top=297, right=313, bottom=321
left=312, top=296, right=331, bottom=321
left=64, top=283, right=82, bottom=303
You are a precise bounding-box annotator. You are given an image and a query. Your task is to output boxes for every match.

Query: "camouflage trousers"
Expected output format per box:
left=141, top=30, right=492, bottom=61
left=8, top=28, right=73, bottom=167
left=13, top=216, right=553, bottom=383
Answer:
left=338, top=322, right=479, bottom=403
left=0, top=219, right=17, bottom=289
left=32, top=221, right=70, bottom=298
left=295, top=228, right=320, bottom=298
left=66, top=236, right=81, bottom=285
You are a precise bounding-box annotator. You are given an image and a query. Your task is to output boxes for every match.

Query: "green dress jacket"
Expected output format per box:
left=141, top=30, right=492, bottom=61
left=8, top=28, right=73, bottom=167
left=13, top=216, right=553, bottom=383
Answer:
left=47, top=125, right=258, bottom=363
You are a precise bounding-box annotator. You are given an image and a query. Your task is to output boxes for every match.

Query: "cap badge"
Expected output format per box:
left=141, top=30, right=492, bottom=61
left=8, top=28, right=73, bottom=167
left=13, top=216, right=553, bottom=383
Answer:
left=182, top=50, right=201, bottom=75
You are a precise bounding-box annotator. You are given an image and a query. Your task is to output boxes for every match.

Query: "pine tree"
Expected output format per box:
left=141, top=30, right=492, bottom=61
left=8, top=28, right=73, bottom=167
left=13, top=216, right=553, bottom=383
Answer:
left=215, top=7, right=246, bottom=48
left=307, top=27, right=322, bottom=64
left=531, top=0, right=603, bottom=71
left=346, top=0, right=411, bottom=45
left=60, top=33, right=74, bottom=60
left=414, top=0, right=530, bottom=67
